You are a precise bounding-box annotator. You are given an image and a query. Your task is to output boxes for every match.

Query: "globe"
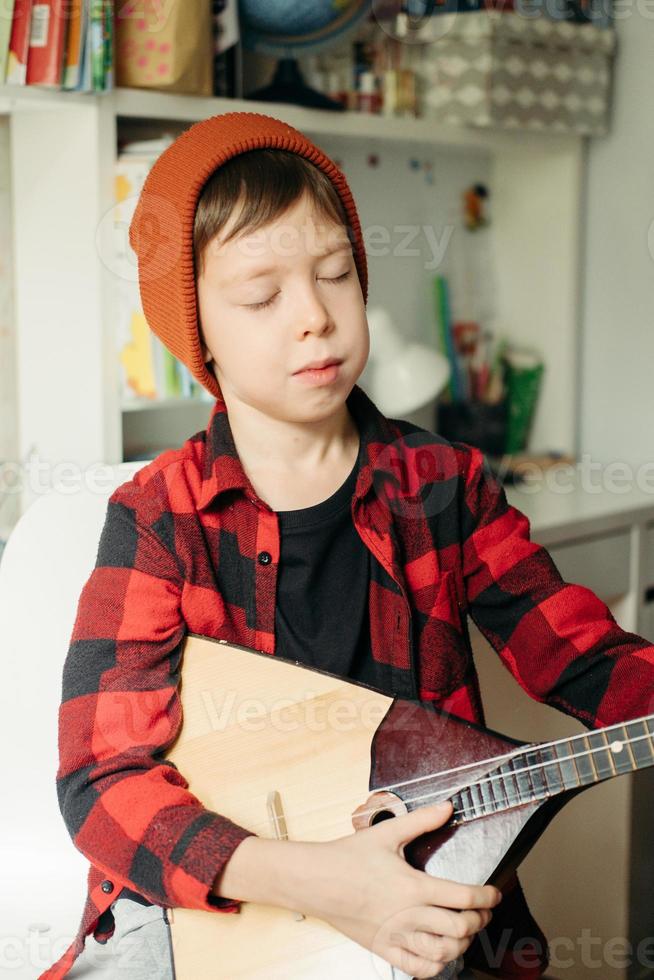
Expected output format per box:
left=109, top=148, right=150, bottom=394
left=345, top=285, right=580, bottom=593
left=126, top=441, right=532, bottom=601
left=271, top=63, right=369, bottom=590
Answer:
left=240, top=0, right=372, bottom=110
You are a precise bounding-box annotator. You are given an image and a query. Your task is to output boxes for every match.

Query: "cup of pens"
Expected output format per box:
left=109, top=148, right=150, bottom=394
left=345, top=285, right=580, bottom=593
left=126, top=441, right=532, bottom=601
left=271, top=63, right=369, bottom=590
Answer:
left=435, top=323, right=544, bottom=457
left=436, top=396, right=509, bottom=456
left=435, top=323, right=507, bottom=456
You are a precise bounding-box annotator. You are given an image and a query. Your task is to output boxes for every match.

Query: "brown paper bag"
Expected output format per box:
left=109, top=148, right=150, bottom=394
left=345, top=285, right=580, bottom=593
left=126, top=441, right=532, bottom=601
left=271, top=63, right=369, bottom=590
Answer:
left=116, top=0, right=213, bottom=96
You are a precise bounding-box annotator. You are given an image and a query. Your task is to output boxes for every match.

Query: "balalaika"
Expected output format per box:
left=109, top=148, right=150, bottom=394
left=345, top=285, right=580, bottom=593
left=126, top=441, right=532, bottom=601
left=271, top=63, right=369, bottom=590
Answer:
left=161, top=633, right=654, bottom=980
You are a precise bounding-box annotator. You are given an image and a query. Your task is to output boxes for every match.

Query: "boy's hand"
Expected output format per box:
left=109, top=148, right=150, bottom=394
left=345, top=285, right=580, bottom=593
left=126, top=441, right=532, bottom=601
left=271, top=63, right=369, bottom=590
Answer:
left=285, top=800, right=502, bottom=979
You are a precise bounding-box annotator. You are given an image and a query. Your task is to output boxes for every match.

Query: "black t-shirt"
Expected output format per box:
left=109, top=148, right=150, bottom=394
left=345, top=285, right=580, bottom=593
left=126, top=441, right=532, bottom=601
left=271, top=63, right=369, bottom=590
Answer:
left=274, top=434, right=380, bottom=688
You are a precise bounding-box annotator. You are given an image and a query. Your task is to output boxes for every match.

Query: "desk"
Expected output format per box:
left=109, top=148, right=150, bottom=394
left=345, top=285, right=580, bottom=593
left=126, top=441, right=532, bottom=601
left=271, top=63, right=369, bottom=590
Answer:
left=507, top=475, right=654, bottom=641
left=468, top=476, right=654, bottom=980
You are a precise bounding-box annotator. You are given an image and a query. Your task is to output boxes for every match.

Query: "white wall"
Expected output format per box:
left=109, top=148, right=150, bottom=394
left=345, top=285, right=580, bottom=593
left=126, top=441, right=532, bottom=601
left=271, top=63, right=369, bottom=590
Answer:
left=314, top=135, right=493, bottom=350
left=0, top=115, right=19, bottom=542
left=580, top=12, right=654, bottom=469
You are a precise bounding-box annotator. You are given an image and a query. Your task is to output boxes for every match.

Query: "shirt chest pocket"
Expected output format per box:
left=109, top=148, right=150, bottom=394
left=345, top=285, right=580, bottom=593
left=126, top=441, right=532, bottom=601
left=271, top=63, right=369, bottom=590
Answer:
left=414, top=569, right=472, bottom=698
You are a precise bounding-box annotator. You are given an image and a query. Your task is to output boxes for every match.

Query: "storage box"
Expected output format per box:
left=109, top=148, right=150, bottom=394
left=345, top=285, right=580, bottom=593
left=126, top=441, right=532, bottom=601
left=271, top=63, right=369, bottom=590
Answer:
left=115, top=0, right=213, bottom=96
left=407, top=0, right=613, bottom=27
left=416, top=12, right=616, bottom=135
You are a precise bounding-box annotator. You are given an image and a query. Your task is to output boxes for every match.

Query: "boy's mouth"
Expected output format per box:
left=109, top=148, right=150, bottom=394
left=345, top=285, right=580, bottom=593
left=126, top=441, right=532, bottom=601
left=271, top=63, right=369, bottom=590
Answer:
left=292, top=361, right=343, bottom=386
left=293, top=357, right=342, bottom=374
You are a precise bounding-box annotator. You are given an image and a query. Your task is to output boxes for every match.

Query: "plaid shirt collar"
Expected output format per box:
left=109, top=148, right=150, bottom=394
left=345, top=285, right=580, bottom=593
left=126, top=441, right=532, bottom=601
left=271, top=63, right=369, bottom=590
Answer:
left=196, top=383, right=400, bottom=513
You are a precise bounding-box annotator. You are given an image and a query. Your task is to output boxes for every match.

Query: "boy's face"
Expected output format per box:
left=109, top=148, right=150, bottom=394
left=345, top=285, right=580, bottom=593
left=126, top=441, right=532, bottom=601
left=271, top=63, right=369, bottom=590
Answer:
left=196, top=191, right=370, bottom=423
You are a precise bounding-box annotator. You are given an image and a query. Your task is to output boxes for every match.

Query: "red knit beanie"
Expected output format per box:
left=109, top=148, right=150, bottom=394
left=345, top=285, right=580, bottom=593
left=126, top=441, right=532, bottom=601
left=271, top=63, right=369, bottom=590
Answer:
left=128, top=111, right=368, bottom=402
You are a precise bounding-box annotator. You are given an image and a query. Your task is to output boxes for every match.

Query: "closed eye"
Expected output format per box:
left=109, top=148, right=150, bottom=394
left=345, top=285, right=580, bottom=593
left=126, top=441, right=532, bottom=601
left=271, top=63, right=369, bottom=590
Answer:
left=246, top=270, right=352, bottom=312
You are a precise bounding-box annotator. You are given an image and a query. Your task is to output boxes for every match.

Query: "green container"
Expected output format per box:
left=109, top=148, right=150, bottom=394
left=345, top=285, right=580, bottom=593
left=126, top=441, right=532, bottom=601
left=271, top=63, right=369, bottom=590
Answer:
left=502, top=349, right=544, bottom=453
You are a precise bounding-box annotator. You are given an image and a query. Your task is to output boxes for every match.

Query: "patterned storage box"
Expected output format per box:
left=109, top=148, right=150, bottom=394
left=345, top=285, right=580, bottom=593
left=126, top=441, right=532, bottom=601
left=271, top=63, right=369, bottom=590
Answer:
left=416, top=12, right=616, bottom=135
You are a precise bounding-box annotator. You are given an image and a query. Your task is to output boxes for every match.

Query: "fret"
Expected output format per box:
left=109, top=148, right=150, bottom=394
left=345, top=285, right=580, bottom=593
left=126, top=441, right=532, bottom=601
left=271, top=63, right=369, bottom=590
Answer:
left=540, top=745, right=564, bottom=794
left=624, top=726, right=639, bottom=770
left=469, top=781, right=486, bottom=817
left=573, top=734, right=598, bottom=786
left=626, top=719, right=654, bottom=770
left=502, top=758, right=522, bottom=807
left=458, top=785, right=475, bottom=820
left=451, top=789, right=467, bottom=823
left=644, top=717, right=654, bottom=755
left=523, top=749, right=547, bottom=797
left=553, top=739, right=581, bottom=790
left=491, top=774, right=504, bottom=810
left=479, top=772, right=496, bottom=813
left=479, top=781, right=494, bottom=816
left=607, top=726, right=634, bottom=776
left=490, top=769, right=508, bottom=809
left=599, top=728, right=630, bottom=776
left=465, top=784, right=478, bottom=816
left=510, top=753, right=535, bottom=802
left=610, top=724, right=638, bottom=774
left=485, top=772, right=500, bottom=809
left=586, top=731, right=616, bottom=779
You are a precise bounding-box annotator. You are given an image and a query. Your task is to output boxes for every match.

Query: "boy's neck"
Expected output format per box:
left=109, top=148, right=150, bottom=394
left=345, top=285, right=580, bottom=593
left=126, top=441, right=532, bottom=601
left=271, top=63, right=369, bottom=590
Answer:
left=223, top=395, right=359, bottom=480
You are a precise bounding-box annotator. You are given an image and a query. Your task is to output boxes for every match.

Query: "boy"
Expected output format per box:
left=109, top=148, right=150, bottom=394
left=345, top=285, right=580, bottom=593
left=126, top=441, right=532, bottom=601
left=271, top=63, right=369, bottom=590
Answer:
left=42, top=112, right=654, bottom=980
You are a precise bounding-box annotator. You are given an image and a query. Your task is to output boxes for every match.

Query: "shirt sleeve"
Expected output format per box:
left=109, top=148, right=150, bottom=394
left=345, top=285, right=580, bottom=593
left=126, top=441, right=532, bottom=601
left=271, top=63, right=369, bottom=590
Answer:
left=56, top=488, right=256, bottom=912
left=459, top=445, right=654, bottom=730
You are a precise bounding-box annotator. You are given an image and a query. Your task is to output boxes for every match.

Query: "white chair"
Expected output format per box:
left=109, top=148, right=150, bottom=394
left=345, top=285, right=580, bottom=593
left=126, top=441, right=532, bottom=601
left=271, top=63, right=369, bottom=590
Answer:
left=0, top=462, right=149, bottom=980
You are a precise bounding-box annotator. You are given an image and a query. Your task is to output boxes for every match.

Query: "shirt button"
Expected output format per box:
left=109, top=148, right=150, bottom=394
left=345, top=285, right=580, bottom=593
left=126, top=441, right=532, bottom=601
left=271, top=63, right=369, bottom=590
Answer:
left=257, top=551, right=272, bottom=565
left=101, top=880, right=114, bottom=894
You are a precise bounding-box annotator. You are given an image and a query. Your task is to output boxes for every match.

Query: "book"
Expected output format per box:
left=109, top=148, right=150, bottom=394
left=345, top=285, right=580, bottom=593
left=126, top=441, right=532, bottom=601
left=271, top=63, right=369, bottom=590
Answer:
left=0, top=0, right=17, bottom=82
left=25, top=0, right=68, bottom=87
left=115, top=141, right=211, bottom=405
left=5, top=0, right=33, bottom=84
left=120, top=311, right=157, bottom=400
left=102, top=0, right=113, bottom=89
left=89, top=0, right=104, bottom=90
left=62, top=0, right=84, bottom=89
left=79, top=0, right=91, bottom=91
left=115, top=151, right=157, bottom=401
left=433, top=274, right=463, bottom=402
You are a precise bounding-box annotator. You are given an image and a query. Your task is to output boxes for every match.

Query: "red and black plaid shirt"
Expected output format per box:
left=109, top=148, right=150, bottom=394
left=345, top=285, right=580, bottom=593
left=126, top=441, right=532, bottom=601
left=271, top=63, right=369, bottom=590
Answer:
left=41, top=383, right=654, bottom=979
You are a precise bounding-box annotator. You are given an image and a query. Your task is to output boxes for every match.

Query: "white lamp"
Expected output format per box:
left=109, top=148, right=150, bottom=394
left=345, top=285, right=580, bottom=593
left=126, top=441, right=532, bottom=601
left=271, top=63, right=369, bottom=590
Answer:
left=359, top=306, right=451, bottom=419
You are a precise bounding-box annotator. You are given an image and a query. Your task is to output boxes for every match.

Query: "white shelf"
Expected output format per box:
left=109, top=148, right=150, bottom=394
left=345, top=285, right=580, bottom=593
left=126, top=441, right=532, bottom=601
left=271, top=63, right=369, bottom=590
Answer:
left=121, top=397, right=215, bottom=413
left=113, top=87, right=581, bottom=153
left=0, top=82, right=98, bottom=112
left=0, top=83, right=580, bottom=154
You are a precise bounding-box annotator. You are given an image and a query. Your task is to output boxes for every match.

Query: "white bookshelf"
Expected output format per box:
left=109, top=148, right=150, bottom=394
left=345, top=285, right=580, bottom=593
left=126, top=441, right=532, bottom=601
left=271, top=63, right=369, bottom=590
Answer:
left=1, top=85, right=585, bottom=515
left=1, top=83, right=581, bottom=151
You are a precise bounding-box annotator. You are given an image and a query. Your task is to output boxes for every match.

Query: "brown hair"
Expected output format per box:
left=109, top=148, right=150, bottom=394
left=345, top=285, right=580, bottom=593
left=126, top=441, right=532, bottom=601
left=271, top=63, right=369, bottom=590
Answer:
left=193, top=148, right=353, bottom=279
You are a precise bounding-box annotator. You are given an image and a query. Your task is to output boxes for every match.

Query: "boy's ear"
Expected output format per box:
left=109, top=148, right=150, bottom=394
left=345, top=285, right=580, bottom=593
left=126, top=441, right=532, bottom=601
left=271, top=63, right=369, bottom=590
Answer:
left=199, top=327, right=217, bottom=369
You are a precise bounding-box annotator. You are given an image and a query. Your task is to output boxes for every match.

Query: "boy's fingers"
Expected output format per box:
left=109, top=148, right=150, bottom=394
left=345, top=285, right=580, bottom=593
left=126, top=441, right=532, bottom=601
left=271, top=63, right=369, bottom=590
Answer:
left=388, top=945, right=450, bottom=980
left=371, top=801, right=502, bottom=911
left=384, top=801, right=453, bottom=847
left=426, top=878, right=502, bottom=911
left=412, top=905, right=493, bottom=940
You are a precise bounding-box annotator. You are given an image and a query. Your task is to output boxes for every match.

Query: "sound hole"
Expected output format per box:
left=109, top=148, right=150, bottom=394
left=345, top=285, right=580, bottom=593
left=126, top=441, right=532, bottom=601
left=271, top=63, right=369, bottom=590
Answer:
left=371, top=808, right=396, bottom=826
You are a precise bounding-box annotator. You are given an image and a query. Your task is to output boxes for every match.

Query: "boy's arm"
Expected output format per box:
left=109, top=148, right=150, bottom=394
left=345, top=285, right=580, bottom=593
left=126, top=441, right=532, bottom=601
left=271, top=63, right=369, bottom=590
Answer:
left=460, top=445, right=654, bottom=729
left=56, top=488, right=256, bottom=912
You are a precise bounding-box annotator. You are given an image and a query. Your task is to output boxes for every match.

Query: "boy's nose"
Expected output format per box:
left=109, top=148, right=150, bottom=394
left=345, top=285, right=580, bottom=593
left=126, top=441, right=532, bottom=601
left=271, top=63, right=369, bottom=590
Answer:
left=295, top=289, right=334, bottom=337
